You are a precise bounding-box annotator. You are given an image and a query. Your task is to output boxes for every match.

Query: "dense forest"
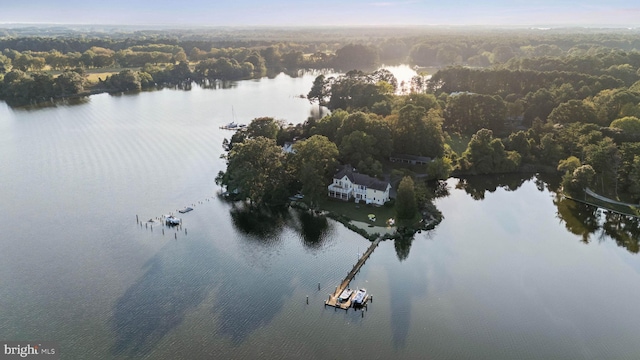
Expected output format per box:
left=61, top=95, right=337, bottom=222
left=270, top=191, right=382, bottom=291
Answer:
left=2, top=27, right=640, bottom=104
left=3, top=26, right=640, bottom=212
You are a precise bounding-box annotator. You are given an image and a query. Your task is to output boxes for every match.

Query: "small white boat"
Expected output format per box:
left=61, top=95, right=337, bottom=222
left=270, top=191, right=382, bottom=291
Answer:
left=220, top=107, right=246, bottom=130
left=352, top=288, right=367, bottom=306
left=220, top=121, right=244, bottom=130
left=338, top=288, right=354, bottom=302
left=165, top=216, right=181, bottom=225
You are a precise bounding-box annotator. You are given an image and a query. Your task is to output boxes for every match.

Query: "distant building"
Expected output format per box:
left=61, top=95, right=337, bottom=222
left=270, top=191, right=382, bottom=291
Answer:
left=389, top=154, right=432, bottom=165
left=282, top=141, right=295, bottom=153
left=283, top=138, right=303, bottom=154
left=327, top=165, right=391, bottom=205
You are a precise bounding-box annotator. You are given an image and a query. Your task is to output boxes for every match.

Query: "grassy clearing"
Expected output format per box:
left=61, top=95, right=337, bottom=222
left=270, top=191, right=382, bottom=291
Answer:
left=85, top=72, right=116, bottom=84
left=83, top=67, right=140, bottom=84
left=317, top=198, right=396, bottom=225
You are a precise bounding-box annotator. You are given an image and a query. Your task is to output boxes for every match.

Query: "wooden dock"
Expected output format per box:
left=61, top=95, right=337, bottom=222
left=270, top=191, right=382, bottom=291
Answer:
left=325, top=237, right=381, bottom=310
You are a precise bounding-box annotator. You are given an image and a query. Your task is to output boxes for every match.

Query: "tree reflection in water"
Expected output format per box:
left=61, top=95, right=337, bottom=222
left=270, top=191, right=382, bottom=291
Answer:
left=295, top=210, right=332, bottom=249
left=452, top=172, right=640, bottom=254
left=455, top=173, right=534, bottom=200
left=394, top=236, right=413, bottom=261
left=555, top=193, right=640, bottom=253
left=230, top=203, right=287, bottom=241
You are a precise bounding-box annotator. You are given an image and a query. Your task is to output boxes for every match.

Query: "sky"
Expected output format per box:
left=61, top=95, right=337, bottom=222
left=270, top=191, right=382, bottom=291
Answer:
left=1, top=0, right=639, bottom=27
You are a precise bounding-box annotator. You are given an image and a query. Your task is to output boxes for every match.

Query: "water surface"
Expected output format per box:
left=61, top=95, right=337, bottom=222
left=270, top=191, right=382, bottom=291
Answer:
left=1, top=73, right=640, bottom=359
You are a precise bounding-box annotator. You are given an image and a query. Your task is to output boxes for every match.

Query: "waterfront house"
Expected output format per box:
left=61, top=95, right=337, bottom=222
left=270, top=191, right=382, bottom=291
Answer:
left=327, top=165, right=391, bottom=205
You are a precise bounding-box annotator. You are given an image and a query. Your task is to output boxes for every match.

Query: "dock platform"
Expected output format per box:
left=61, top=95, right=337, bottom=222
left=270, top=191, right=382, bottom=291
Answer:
left=325, top=237, right=381, bottom=310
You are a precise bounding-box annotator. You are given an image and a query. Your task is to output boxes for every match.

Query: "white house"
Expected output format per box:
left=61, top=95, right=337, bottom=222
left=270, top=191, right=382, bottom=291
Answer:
left=327, top=166, right=391, bottom=205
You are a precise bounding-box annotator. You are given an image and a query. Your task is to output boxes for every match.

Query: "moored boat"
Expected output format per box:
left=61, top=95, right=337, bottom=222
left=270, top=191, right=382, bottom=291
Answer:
left=165, top=215, right=181, bottom=225
left=338, top=288, right=354, bottom=303
left=352, top=288, right=367, bottom=306
left=220, top=121, right=245, bottom=130
left=178, top=207, right=193, bottom=213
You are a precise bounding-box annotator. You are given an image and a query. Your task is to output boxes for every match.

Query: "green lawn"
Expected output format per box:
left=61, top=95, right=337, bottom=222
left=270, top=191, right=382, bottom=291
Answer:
left=317, top=198, right=397, bottom=225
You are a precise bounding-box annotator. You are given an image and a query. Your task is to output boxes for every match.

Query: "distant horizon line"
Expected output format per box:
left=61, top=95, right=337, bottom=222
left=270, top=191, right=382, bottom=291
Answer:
left=0, top=22, right=638, bottom=30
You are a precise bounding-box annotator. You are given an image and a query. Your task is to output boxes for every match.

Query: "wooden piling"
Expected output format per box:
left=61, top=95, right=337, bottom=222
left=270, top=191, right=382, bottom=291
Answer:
left=324, top=237, right=381, bottom=310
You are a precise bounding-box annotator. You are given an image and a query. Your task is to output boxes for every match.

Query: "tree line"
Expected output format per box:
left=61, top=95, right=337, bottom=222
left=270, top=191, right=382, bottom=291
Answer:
left=4, top=28, right=640, bottom=106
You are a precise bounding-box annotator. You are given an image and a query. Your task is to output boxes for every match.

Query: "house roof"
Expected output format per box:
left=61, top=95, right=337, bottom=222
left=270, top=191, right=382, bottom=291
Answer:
left=334, top=165, right=390, bottom=191
left=389, top=153, right=432, bottom=162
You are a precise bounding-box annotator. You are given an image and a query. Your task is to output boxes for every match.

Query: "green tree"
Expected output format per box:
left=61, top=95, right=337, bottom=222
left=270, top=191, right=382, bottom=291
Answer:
left=396, top=176, right=417, bottom=220
left=339, top=130, right=376, bottom=166
left=589, top=89, right=639, bottom=125
left=292, top=135, right=339, bottom=207
left=308, top=110, right=348, bottom=142
left=557, top=156, right=581, bottom=174
left=427, top=157, right=453, bottom=180
left=246, top=117, right=280, bottom=139
left=307, top=74, right=328, bottom=106
left=610, top=116, right=640, bottom=135
left=333, top=44, right=378, bottom=70
left=626, top=155, right=640, bottom=200
left=395, top=93, right=439, bottom=113
left=106, top=69, right=141, bottom=91
left=245, top=52, right=266, bottom=76
left=218, top=137, right=287, bottom=206
left=462, top=128, right=520, bottom=174
left=548, top=100, right=598, bottom=125
left=393, top=105, right=445, bottom=157
left=538, top=133, right=564, bottom=165
left=54, top=70, right=84, bottom=96
left=562, top=165, right=596, bottom=197
left=584, top=137, right=621, bottom=194
left=444, top=93, right=506, bottom=134
left=505, top=130, right=531, bottom=159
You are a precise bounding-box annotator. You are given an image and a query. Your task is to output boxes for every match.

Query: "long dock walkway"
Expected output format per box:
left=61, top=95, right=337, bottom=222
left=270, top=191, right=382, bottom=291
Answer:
left=325, top=237, right=381, bottom=309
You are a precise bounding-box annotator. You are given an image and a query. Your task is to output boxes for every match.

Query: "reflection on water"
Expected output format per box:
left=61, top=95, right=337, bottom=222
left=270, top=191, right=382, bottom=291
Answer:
left=294, top=210, right=332, bottom=248
left=455, top=173, right=534, bottom=200
left=14, top=96, right=91, bottom=111
left=431, top=179, right=450, bottom=199
left=555, top=194, right=640, bottom=252
left=199, top=79, right=239, bottom=90
left=394, top=237, right=412, bottom=261
left=230, top=204, right=335, bottom=250
left=555, top=195, right=601, bottom=243
left=386, top=246, right=428, bottom=349
left=111, top=239, right=218, bottom=357
left=6, top=71, right=640, bottom=359
left=454, top=173, right=640, bottom=255
left=230, top=204, right=288, bottom=240
left=211, top=264, right=292, bottom=345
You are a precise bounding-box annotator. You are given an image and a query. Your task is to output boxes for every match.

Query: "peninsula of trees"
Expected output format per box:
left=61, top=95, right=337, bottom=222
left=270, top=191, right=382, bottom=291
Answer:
left=2, top=26, right=640, bottom=207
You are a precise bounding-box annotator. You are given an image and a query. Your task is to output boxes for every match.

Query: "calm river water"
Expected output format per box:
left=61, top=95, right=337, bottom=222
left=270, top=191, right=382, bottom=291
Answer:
left=1, top=68, right=640, bottom=359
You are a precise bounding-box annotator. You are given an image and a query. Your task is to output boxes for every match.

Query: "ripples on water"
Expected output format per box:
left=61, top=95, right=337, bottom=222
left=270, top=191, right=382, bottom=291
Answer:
left=2, top=73, right=640, bottom=359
